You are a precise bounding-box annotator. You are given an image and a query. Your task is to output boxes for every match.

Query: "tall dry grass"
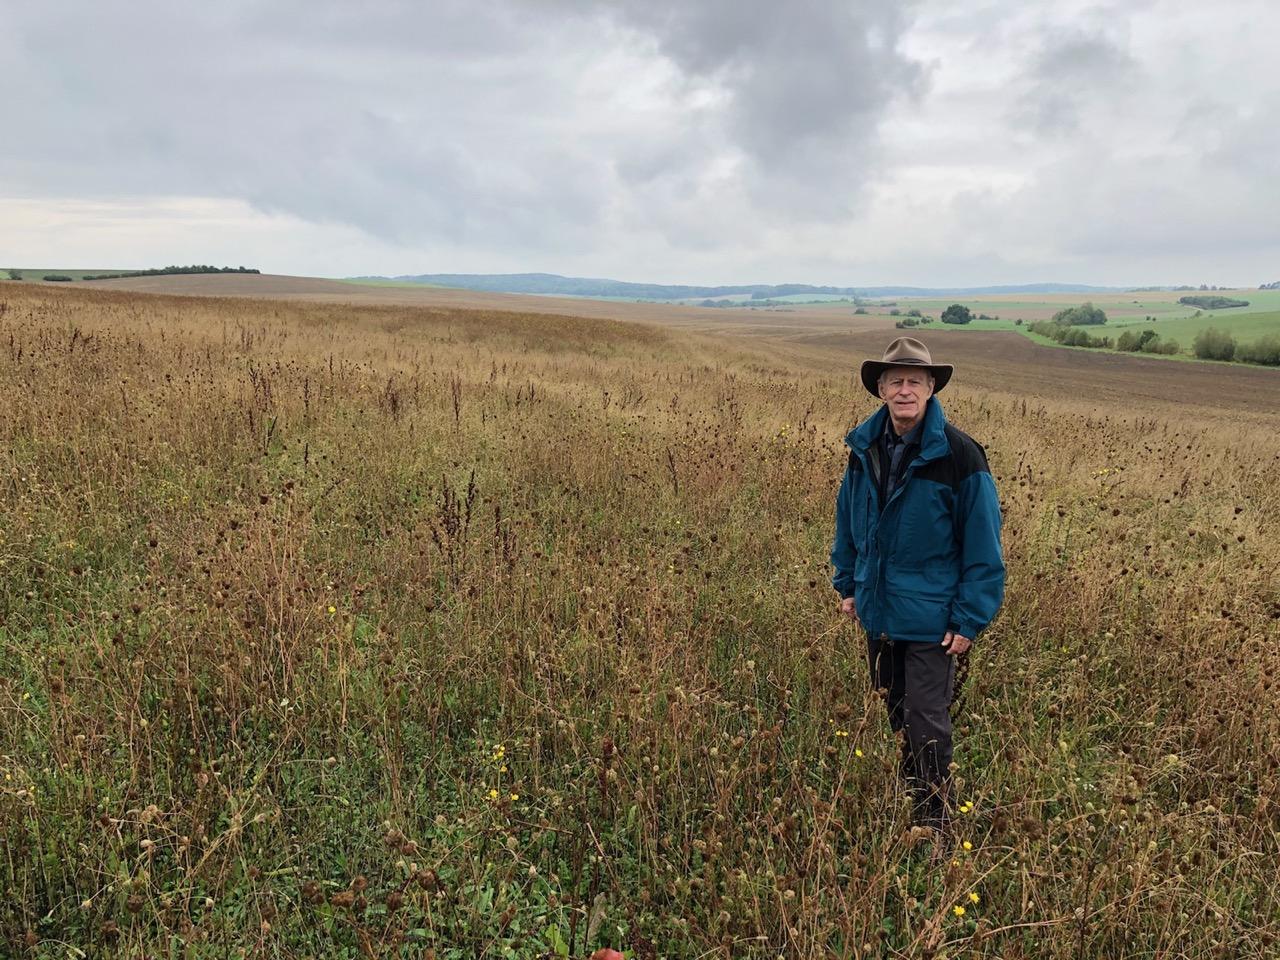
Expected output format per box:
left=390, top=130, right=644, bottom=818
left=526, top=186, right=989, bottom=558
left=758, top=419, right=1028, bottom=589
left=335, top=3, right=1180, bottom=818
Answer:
left=1, top=285, right=1278, bottom=958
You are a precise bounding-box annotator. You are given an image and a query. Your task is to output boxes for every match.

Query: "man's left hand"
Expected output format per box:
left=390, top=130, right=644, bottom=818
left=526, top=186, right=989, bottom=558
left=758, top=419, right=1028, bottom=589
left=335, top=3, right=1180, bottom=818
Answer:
left=941, top=630, right=971, bottom=656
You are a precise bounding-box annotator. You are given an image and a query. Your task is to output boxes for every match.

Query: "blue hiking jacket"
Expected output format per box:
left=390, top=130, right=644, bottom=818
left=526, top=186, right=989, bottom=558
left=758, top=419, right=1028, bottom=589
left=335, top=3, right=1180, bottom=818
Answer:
left=831, top=396, right=1005, bottom=643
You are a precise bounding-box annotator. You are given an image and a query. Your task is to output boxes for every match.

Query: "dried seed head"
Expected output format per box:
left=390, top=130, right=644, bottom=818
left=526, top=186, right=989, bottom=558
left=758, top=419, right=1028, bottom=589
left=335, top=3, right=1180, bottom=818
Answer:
left=416, top=868, right=438, bottom=891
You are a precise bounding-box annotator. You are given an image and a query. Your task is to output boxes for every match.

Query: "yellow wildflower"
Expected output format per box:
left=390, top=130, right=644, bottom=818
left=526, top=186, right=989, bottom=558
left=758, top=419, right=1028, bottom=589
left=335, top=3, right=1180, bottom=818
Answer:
left=953, top=905, right=965, bottom=917
left=968, top=892, right=980, bottom=904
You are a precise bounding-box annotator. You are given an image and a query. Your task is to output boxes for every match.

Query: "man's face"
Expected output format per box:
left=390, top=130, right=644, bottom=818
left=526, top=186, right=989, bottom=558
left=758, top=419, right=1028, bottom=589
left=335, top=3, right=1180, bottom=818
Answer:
left=878, top=366, right=935, bottom=430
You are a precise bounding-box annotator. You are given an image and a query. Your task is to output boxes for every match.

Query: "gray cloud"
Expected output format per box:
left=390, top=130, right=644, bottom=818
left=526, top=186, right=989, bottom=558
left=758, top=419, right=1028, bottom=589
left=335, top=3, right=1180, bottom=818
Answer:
left=2, top=0, right=1278, bottom=286
left=1015, top=29, right=1136, bottom=134
left=2, top=0, right=925, bottom=254
left=600, top=0, right=926, bottom=213
left=6, top=1, right=626, bottom=254
left=605, top=1, right=924, bottom=157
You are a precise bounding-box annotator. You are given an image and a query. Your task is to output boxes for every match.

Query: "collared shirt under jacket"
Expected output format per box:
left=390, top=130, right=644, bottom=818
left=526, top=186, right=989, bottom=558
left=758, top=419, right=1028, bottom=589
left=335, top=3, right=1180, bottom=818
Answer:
left=880, top=417, right=922, bottom=502
left=831, top=396, right=1005, bottom=643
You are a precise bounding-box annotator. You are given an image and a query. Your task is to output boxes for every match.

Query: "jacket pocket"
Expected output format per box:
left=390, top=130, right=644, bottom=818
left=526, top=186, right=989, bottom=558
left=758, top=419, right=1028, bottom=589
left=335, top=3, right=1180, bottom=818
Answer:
left=882, top=589, right=951, bottom=642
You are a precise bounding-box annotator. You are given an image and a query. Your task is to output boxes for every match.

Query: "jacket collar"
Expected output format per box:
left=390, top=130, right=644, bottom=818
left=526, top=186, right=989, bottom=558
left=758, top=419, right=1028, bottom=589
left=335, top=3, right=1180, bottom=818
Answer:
left=846, top=395, right=949, bottom=462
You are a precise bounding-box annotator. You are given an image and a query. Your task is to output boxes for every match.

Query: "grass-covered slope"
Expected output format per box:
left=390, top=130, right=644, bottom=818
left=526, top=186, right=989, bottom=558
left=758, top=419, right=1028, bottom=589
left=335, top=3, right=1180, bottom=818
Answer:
left=1, top=286, right=1278, bottom=957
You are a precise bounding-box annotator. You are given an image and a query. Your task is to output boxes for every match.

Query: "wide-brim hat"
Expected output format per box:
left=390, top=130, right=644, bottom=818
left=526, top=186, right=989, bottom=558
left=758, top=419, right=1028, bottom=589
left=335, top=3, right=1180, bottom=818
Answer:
left=860, top=336, right=954, bottom=397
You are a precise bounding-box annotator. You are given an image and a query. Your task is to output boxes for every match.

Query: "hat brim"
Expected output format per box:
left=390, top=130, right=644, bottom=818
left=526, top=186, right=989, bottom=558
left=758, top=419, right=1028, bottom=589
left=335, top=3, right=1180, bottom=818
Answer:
left=860, top=360, right=953, bottom=398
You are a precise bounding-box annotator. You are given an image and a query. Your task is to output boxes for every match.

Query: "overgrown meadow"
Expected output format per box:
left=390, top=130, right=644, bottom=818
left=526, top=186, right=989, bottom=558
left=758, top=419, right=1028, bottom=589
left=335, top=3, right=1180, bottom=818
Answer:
left=2, top=287, right=1278, bottom=958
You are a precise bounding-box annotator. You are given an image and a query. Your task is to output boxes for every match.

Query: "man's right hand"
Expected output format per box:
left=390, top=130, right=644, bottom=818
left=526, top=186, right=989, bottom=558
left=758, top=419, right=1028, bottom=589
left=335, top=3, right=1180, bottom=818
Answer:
left=839, top=596, right=859, bottom=623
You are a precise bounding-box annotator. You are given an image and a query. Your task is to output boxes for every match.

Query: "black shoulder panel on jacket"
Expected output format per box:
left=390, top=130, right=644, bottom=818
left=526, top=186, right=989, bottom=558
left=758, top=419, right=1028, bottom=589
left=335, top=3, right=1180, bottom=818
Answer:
left=913, top=424, right=991, bottom=489
left=943, top=423, right=991, bottom=480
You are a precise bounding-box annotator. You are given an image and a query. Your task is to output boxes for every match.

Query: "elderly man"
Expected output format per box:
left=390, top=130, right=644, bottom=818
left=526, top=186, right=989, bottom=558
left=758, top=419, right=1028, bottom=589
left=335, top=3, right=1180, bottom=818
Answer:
left=831, top=337, right=1005, bottom=833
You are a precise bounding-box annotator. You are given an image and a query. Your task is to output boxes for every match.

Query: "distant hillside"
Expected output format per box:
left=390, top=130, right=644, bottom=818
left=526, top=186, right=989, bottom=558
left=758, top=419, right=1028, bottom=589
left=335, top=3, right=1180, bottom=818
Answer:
left=349, top=272, right=1116, bottom=301
left=852, top=282, right=1115, bottom=297
left=4, top=265, right=260, bottom=283
left=354, top=273, right=844, bottom=300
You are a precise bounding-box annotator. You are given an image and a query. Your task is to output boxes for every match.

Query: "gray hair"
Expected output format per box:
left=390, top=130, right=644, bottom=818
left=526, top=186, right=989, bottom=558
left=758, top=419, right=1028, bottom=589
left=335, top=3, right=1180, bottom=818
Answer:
left=878, top=368, right=936, bottom=387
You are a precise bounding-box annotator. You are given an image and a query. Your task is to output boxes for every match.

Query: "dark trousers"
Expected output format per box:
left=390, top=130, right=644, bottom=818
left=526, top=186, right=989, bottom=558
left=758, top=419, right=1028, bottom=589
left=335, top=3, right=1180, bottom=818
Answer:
left=866, top=632, right=955, bottom=828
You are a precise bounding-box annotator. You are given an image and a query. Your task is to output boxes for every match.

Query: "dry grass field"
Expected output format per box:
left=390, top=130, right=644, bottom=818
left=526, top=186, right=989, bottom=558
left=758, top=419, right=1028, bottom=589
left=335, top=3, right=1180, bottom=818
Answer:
left=78, top=274, right=1280, bottom=423
left=2, top=283, right=1279, bottom=958
left=78, top=272, right=853, bottom=334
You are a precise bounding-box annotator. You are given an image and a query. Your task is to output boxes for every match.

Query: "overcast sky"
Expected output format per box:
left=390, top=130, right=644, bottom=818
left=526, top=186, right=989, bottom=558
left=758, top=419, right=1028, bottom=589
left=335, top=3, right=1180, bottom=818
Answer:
left=4, top=0, right=1278, bottom=286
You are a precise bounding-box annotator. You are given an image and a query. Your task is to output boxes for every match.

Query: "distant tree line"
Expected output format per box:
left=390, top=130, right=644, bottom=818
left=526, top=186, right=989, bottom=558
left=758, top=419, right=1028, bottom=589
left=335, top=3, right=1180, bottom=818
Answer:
left=1051, top=302, right=1108, bottom=326
left=1029, top=319, right=1121, bottom=350
left=1035, top=323, right=1280, bottom=365
left=83, top=265, right=261, bottom=280
left=1114, top=329, right=1180, bottom=355
left=1191, top=328, right=1280, bottom=366
left=1178, top=295, right=1249, bottom=310
left=1128, top=284, right=1228, bottom=292
left=888, top=307, right=936, bottom=328
left=1023, top=303, right=1110, bottom=346
left=894, top=315, right=936, bottom=329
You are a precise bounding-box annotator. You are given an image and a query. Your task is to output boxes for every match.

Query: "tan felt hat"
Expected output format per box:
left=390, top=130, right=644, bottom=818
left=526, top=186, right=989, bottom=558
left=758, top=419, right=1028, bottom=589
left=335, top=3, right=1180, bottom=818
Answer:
left=860, top=337, right=954, bottom=397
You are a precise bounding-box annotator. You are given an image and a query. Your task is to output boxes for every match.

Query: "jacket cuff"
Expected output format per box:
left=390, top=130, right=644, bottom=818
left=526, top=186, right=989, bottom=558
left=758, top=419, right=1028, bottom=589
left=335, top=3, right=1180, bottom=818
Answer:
left=949, top=622, right=981, bottom=640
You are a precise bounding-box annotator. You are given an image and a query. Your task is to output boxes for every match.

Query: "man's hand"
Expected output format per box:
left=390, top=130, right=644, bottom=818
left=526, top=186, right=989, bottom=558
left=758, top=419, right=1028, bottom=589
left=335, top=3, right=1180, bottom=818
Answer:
left=941, top=630, right=971, bottom=656
left=839, top=597, right=859, bottom=623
